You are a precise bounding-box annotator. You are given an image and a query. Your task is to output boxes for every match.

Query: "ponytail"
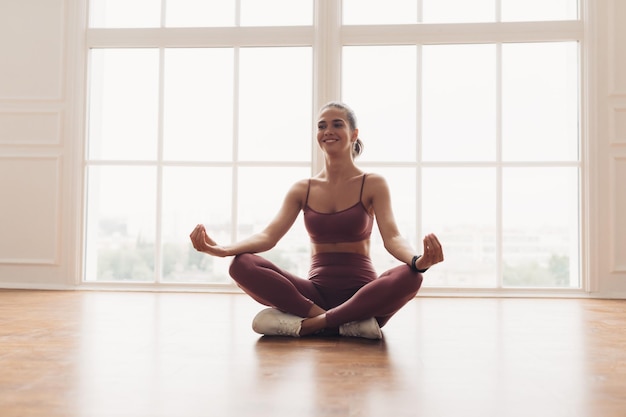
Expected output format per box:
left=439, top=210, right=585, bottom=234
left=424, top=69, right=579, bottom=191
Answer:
left=352, top=138, right=364, bottom=159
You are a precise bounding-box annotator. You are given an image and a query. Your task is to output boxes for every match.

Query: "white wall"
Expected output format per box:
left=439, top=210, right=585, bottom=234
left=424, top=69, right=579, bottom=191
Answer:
left=0, top=0, right=624, bottom=297
left=0, top=0, right=84, bottom=288
left=590, top=0, right=626, bottom=297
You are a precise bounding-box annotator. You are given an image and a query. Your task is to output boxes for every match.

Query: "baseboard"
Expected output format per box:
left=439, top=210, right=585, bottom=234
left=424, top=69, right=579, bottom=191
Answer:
left=0, top=282, right=77, bottom=291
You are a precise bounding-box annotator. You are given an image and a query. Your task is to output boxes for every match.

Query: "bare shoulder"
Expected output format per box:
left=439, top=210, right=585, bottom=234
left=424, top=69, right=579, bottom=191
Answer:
left=285, top=178, right=311, bottom=207
left=289, top=178, right=310, bottom=193
left=364, top=172, right=390, bottom=194
left=362, top=173, right=391, bottom=211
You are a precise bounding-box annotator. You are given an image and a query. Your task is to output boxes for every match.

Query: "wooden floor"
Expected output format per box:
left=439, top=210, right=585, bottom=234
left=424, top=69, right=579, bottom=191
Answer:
left=0, top=291, right=625, bottom=417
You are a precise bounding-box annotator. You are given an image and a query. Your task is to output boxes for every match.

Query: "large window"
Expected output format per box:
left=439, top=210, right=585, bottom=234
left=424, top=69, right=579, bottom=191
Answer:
left=84, top=0, right=583, bottom=292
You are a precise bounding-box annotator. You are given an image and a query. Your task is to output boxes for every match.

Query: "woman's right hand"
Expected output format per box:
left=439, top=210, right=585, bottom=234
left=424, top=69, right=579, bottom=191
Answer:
left=189, top=224, right=228, bottom=257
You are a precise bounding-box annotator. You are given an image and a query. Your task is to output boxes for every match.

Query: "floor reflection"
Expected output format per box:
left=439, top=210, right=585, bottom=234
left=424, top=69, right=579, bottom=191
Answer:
left=251, top=336, right=403, bottom=417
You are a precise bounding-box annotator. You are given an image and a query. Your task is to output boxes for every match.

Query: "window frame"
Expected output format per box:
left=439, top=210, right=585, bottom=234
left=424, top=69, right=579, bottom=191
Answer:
left=81, top=0, right=590, bottom=295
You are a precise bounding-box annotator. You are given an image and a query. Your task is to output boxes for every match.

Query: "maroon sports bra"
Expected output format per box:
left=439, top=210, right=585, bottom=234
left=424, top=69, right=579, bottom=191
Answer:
left=303, top=174, right=374, bottom=244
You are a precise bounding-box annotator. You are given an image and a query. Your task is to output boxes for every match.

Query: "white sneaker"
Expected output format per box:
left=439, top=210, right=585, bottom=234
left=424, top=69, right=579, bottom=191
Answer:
left=339, top=318, right=383, bottom=340
left=252, top=308, right=304, bottom=337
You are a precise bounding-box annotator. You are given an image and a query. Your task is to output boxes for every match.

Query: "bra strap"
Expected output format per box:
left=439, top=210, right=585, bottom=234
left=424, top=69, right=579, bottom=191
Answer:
left=304, top=179, right=312, bottom=208
left=359, top=173, right=367, bottom=201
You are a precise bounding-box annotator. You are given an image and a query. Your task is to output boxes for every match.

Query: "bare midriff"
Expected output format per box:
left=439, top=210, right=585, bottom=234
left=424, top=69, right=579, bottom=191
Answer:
left=310, top=239, right=370, bottom=257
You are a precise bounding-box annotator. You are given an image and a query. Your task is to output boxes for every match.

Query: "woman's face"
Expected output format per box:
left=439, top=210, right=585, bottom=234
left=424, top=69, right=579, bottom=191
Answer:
left=316, top=107, right=358, bottom=156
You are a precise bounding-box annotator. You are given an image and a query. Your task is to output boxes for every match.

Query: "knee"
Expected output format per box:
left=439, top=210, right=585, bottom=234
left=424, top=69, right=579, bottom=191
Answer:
left=413, top=272, right=424, bottom=292
left=398, top=267, right=424, bottom=295
left=228, top=253, right=257, bottom=280
left=380, top=265, right=423, bottom=296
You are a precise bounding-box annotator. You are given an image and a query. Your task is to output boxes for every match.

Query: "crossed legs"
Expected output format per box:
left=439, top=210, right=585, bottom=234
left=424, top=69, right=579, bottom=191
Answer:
left=228, top=253, right=423, bottom=336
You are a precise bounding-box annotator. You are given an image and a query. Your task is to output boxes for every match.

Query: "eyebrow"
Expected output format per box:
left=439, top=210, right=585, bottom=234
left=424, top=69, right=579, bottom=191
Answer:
left=318, top=118, right=345, bottom=124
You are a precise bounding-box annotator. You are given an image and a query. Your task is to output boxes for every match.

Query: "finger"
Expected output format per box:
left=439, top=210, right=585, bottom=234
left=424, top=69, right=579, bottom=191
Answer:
left=190, top=232, right=202, bottom=246
left=190, top=235, right=202, bottom=250
left=426, top=233, right=439, bottom=246
left=427, top=234, right=442, bottom=254
left=429, top=233, right=442, bottom=249
left=203, top=231, right=217, bottom=247
left=422, top=234, right=442, bottom=264
left=422, top=237, right=430, bottom=257
left=423, top=235, right=435, bottom=254
left=189, top=224, right=203, bottom=239
left=426, top=236, right=444, bottom=263
left=190, top=226, right=206, bottom=251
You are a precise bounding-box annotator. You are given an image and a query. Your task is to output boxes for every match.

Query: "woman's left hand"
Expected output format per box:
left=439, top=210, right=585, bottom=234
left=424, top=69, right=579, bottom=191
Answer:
left=416, top=233, right=444, bottom=270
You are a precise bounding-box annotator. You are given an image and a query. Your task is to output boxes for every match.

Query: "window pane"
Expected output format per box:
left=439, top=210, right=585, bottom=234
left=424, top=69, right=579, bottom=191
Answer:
left=240, top=0, right=313, bottom=26
left=238, top=167, right=311, bottom=277
left=422, top=167, right=497, bottom=287
left=90, top=0, right=160, bottom=28
left=368, top=168, right=417, bottom=273
left=343, top=0, right=417, bottom=24
left=342, top=46, right=417, bottom=162
left=163, top=48, right=234, bottom=161
left=166, top=0, right=235, bottom=27
left=238, top=47, right=312, bottom=161
left=161, top=167, right=233, bottom=283
left=88, top=49, right=159, bottom=161
left=423, top=0, right=495, bottom=23
left=502, top=167, right=580, bottom=288
left=501, top=0, right=578, bottom=22
left=85, top=166, right=157, bottom=282
left=422, top=44, right=496, bottom=161
left=502, top=42, right=579, bottom=161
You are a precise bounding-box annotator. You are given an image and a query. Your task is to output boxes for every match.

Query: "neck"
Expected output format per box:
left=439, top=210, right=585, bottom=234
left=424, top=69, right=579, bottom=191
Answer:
left=321, top=157, right=360, bottom=182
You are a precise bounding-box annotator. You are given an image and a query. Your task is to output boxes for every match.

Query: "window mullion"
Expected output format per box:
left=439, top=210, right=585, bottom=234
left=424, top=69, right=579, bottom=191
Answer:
left=340, top=21, right=583, bottom=46
left=416, top=44, right=423, bottom=242
left=160, top=0, right=166, bottom=27
left=313, top=0, right=342, bottom=173
left=85, top=27, right=315, bottom=48
left=496, top=0, right=501, bottom=22
left=496, top=42, right=503, bottom=289
left=235, top=0, right=241, bottom=26
left=232, top=46, right=240, bottom=247
left=155, top=47, right=165, bottom=284
left=417, top=0, right=423, bottom=23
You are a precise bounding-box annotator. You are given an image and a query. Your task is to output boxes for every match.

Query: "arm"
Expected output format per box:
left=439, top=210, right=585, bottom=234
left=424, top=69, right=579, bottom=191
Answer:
left=369, top=174, right=444, bottom=270
left=190, top=180, right=307, bottom=257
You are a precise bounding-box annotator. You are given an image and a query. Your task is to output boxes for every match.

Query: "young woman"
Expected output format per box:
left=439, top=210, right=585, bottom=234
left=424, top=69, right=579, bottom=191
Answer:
left=190, top=102, right=444, bottom=339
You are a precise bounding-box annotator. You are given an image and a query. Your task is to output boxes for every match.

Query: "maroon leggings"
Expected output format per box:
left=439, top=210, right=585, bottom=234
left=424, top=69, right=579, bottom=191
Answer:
left=229, top=252, right=423, bottom=328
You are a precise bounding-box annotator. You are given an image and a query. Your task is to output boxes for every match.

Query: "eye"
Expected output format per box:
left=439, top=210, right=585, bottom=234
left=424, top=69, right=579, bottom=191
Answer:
left=317, top=123, right=326, bottom=130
